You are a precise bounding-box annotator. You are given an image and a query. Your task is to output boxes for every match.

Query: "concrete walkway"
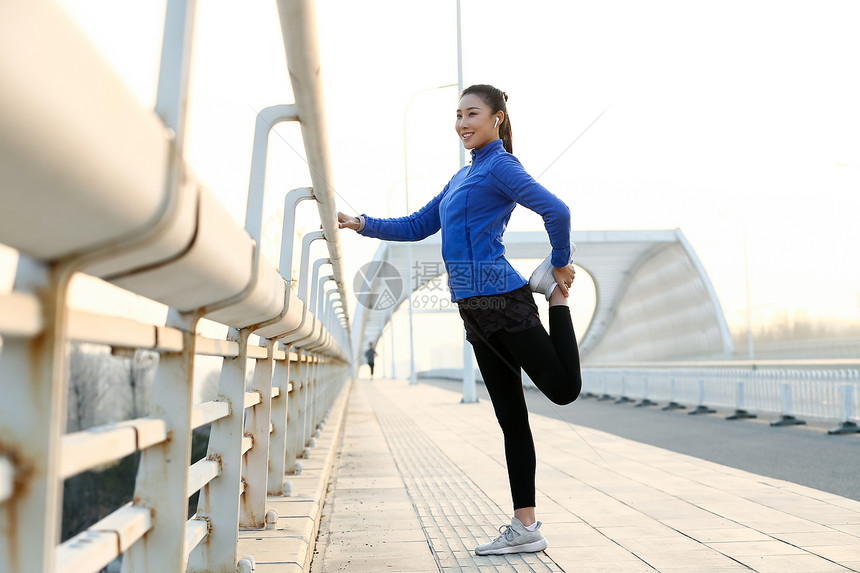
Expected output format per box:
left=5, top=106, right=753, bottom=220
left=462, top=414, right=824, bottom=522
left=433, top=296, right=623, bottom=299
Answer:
left=311, top=378, right=860, bottom=573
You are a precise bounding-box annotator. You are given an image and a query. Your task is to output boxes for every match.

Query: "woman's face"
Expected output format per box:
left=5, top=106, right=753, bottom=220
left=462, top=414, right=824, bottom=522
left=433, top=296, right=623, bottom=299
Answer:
left=455, top=94, right=501, bottom=151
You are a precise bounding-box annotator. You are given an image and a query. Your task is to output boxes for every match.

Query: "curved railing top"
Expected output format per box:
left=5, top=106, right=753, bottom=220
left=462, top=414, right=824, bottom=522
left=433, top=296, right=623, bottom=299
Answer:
left=275, top=0, right=351, bottom=343
left=0, top=0, right=351, bottom=360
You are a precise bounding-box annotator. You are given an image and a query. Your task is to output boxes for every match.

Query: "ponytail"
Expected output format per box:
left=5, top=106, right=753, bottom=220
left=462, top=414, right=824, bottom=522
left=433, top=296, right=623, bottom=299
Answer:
left=499, top=112, right=513, bottom=154
left=461, top=84, right=513, bottom=154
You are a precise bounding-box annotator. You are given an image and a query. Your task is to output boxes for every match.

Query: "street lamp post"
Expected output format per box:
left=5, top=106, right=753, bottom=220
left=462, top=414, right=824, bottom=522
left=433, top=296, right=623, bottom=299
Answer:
left=389, top=307, right=395, bottom=378
left=454, top=0, right=476, bottom=403
left=456, top=0, right=465, bottom=169
left=399, top=1, right=467, bottom=393
left=385, top=178, right=420, bottom=217
left=403, top=83, right=458, bottom=386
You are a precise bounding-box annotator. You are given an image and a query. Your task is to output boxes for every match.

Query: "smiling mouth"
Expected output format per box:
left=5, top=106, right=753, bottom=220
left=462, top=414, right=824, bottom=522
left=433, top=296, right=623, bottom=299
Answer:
left=461, top=132, right=474, bottom=140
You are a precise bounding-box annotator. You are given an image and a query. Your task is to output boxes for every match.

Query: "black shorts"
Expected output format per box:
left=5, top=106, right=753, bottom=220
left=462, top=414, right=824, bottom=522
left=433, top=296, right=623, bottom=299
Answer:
left=456, top=284, right=542, bottom=344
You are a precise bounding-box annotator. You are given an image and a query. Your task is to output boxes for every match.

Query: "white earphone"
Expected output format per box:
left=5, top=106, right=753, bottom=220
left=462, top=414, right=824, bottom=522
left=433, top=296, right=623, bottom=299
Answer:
left=493, top=117, right=500, bottom=128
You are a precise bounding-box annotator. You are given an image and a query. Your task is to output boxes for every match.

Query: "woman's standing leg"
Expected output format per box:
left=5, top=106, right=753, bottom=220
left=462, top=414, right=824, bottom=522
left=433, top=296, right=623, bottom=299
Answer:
left=470, top=333, right=550, bottom=555
left=470, top=336, right=536, bottom=513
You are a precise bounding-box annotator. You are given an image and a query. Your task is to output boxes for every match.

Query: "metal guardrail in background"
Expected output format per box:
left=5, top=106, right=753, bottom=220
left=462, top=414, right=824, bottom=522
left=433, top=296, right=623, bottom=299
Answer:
left=0, top=0, right=352, bottom=572
left=419, top=360, right=860, bottom=434
left=582, top=364, right=860, bottom=434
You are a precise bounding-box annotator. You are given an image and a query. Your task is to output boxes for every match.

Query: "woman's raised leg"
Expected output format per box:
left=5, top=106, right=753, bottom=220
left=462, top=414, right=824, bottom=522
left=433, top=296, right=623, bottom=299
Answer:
left=491, top=306, right=582, bottom=405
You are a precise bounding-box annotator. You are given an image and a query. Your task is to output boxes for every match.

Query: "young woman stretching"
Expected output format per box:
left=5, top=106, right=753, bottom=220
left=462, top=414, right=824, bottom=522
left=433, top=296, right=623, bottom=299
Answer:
left=338, top=84, right=582, bottom=556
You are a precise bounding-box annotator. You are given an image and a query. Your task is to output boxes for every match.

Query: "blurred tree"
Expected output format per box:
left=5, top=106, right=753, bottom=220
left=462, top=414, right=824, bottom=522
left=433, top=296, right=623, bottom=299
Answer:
left=62, top=345, right=157, bottom=541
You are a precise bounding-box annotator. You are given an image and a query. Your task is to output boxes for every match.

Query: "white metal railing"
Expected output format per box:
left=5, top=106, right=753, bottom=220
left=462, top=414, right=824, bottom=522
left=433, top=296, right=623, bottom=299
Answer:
left=582, top=366, right=860, bottom=430
left=0, top=456, right=13, bottom=506
left=0, top=1, right=353, bottom=572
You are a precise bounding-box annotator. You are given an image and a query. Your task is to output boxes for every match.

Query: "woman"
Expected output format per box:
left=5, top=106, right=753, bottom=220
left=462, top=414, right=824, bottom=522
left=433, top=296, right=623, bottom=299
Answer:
left=338, top=84, right=582, bottom=556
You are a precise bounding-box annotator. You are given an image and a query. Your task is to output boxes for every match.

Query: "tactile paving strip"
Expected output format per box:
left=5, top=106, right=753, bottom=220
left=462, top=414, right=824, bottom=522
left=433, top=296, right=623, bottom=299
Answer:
left=368, top=386, right=565, bottom=572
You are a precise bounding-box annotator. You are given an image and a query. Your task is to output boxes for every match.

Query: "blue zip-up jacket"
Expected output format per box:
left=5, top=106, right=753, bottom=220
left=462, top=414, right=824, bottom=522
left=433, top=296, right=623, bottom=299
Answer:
left=359, top=139, right=571, bottom=301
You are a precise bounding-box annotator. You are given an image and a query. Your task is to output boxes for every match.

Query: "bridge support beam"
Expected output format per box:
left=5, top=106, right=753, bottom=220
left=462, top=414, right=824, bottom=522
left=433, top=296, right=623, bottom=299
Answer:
left=240, top=340, right=275, bottom=529
left=123, top=312, right=199, bottom=573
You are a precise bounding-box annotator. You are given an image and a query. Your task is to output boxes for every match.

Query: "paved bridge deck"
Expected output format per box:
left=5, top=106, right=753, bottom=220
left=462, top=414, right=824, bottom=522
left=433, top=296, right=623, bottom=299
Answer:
left=252, top=378, right=860, bottom=572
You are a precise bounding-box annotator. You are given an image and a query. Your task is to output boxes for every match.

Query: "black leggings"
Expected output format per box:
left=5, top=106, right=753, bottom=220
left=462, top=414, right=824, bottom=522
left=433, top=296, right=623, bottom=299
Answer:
left=469, top=306, right=582, bottom=510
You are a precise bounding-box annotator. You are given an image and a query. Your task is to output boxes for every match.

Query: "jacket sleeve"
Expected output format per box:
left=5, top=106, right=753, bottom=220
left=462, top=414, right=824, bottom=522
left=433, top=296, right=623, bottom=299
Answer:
left=491, top=155, right=571, bottom=267
left=358, top=184, right=447, bottom=242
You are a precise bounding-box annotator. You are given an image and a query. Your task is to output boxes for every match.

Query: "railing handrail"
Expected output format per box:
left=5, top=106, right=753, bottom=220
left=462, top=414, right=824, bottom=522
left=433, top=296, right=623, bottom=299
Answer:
left=275, top=0, right=351, bottom=345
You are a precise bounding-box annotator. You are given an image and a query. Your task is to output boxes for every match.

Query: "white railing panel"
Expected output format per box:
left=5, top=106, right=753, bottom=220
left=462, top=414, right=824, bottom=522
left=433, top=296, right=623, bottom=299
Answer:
left=62, top=427, right=134, bottom=479
left=583, top=367, right=860, bottom=423
left=244, top=392, right=262, bottom=410
left=190, top=400, right=231, bottom=430
left=248, top=345, right=269, bottom=360
left=156, top=326, right=185, bottom=352
left=91, top=505, right=152, bottom=553
left=66, top=310, right=157, bottom=350
left=846, top=370, right=860, bottom=421
left=62, top=418, right=170, bottom=479
left=0, top=291, right=42, bottom=337
left=187, top=459, right=220, bottom=496
left=55, top=530, right=121, bottom=573
left=183, top=518, right=208, bottom=560
left=0, top=456, right=13, bottom=505
left=196, top=336, right=239, bottom=358
left=55, top=504, right=151, bottom=573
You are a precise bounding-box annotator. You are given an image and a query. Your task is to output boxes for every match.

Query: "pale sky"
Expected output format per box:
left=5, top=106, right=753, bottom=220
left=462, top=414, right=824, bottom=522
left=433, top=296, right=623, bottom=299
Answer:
left=42, top=0, right=860, bottom=369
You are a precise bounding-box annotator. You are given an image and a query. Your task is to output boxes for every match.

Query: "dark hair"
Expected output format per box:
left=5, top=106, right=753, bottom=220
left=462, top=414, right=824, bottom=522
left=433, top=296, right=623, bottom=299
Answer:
left=461, top=84, right=512, bottom=153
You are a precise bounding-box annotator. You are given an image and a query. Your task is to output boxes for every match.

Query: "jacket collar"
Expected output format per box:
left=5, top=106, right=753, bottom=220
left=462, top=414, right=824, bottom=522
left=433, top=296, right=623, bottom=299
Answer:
left=470, top=138, right=504, bottom=163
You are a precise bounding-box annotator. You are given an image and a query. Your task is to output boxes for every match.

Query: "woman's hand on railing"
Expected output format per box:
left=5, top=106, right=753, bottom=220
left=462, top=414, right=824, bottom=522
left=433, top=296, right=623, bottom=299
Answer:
left=337, top=212, right=360, bottom=231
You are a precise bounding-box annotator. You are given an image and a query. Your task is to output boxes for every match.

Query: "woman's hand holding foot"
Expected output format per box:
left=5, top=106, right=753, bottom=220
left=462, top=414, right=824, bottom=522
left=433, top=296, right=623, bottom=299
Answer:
left=549, top=264, right=575, bottom=306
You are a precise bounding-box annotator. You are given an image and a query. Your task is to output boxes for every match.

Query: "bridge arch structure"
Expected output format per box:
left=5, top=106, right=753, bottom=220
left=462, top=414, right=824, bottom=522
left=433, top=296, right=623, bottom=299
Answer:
left=352, top=228, right=733, bottom=364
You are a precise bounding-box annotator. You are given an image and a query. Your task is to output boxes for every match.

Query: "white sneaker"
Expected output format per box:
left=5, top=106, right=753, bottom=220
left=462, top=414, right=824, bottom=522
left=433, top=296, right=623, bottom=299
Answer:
left=528, top=245, right=576, bottom=300
left=474, top=517, right=548, bottom=556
